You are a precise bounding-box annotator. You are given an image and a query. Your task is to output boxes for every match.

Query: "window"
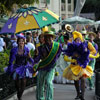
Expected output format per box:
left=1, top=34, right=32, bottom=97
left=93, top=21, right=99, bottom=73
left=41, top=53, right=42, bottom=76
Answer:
left=41, top=0, right=46, bottom=3
left=62, top=0, right=65, bottom=3
left=41, top=0, right=50, bottom=4
left=61, top=3, right=65, bottom=11
left=68, top=4, right=71, bottom=11
left=68, top=0, right=71, bottom=3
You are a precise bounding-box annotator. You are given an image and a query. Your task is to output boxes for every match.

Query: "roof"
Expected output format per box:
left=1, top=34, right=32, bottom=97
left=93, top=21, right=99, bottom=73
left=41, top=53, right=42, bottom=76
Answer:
left=80, top=13, right=95, bottom=20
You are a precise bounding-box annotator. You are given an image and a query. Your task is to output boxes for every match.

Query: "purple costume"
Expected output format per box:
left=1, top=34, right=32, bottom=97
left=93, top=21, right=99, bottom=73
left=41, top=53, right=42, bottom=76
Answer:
left=6, top=46, right=34, bottom=80
left=33, top=43, right=62, bottom=71
left=63, top=41, right=90, bottom=68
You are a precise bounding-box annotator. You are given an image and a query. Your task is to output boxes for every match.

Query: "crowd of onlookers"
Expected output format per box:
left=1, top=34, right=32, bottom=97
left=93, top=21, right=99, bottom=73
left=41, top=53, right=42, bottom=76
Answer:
left=0, top=31, right=38, bottom=52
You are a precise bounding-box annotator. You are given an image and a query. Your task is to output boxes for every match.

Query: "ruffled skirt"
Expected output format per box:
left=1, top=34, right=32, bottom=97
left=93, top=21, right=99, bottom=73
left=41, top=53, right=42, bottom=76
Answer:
left=5, top=62, right=35, bottom=80
left=63, top=64, right=93, bottom=80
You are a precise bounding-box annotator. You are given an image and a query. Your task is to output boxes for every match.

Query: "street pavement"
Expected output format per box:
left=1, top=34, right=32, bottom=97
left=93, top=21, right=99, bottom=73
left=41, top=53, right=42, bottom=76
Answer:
left=8, top=83, right=95, bottom=100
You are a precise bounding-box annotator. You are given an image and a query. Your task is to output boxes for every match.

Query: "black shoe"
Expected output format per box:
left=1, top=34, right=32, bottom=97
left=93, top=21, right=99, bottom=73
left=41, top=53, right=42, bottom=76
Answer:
left=89, top=87, right=94, bottom=90
left=80, top=98, right=85, bottom=100
left=79, top=95, right=85, bottom=100
left=75, top=95, right=80, bottom=99
left=18, top=98, right=22, bottom=100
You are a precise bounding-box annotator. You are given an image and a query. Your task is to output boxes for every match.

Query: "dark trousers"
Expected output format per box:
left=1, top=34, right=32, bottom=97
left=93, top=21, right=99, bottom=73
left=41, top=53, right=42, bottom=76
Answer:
left=95, top=61, right=100, bottom=71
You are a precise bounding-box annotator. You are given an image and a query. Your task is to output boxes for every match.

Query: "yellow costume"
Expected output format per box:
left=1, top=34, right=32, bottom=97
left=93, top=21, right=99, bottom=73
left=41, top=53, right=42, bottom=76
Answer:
left=63, top=55, right=93, bottom=80
left=63, top=31, right=94, bottom=80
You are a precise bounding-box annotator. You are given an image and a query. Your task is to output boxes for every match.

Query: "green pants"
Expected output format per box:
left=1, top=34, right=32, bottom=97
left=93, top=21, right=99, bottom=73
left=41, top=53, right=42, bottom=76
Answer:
left=88, top=59, right=96, bottom=88
left=36, top=68, right=55, bottom=100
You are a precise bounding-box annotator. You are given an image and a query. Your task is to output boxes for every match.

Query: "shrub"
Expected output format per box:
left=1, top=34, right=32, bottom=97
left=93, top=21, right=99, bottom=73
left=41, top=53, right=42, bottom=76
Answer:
left=0, top=49, right=10, bottom=72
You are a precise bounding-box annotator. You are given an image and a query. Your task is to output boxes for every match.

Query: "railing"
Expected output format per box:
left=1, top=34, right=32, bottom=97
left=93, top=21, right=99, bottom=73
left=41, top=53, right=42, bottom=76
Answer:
left=95, top=69, right=100, bottom=100
left=0, top=73, right=36, bottom=100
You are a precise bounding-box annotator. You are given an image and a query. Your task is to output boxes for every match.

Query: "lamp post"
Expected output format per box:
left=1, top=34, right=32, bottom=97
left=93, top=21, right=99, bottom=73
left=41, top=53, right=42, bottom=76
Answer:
left=59, top=0, right=61, bottom=30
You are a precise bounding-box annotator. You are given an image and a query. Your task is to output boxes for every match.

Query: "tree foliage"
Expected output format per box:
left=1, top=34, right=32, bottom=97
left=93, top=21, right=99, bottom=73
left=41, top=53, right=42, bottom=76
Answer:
left=0, top=0, right=39, bottom=17
left=0, top=49, right=10, bottom=72
left=81, top=0, right=100, bottom=20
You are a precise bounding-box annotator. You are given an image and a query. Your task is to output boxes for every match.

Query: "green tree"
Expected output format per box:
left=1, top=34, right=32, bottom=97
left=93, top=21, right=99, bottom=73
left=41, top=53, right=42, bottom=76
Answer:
left=0, top=0, right=39, bottom=17
left=81, top=0, right=100, bottom=20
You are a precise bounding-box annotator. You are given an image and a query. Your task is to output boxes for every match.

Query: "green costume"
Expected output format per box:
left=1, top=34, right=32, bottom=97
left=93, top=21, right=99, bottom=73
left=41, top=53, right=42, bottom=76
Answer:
left=57, top=35, right=64, bottom=43
left=88, top=42, right=98, bottom=89
left=34, top=41, right=62, bottom=100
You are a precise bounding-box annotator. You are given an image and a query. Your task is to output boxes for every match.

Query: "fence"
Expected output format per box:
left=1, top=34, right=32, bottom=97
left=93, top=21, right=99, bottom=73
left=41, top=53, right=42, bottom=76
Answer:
left=0, top=73, right=36, bottom=100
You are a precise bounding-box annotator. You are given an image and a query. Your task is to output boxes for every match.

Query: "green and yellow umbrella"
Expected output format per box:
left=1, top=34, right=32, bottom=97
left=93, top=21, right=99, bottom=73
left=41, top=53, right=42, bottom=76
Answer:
left=0, top=6, right=60, bottom=34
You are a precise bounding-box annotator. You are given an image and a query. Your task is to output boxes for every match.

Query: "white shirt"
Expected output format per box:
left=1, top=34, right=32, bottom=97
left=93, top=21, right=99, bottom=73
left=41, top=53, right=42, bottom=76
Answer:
left=0, top=37, right=5, bottom=52
left=10, top=40, right=18, bottom=48
left=25, top=42, right=35, bottom=51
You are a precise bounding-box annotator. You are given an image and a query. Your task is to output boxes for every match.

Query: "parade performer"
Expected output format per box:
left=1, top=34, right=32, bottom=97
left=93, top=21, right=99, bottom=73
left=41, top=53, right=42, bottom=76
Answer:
left=6, top=35, right=34, bottom=100
left=54, top=31, right=73, bottom=84
left=88, top=32, right=98, bottom=90
left=54, top=32, right=70, bottom=84
left=55, top=30, right=64, bottom=46
left=33, top=31, right=62, bottom=100
left=63, top=31, right=97, bottom=100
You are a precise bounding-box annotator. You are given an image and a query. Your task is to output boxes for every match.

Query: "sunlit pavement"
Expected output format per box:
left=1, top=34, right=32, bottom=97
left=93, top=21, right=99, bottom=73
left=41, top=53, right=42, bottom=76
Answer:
left=8, top=84, right=95, bottom=100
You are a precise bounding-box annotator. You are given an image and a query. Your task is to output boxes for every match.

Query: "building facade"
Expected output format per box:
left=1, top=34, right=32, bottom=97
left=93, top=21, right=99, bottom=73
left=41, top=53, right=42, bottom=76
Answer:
left=34, top=0, right=74, bottom=31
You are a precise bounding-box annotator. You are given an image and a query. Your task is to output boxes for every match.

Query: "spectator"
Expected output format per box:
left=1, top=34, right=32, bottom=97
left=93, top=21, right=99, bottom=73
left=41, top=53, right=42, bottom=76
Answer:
left=94, top=30, right=100, bottom=70
left=10, top=34, right=18, bottom=48
left=25, top=36, right=35, bottom=51
left=0, top=35, right=5, bottom=52
left=4, top=34, right=10, bottom=49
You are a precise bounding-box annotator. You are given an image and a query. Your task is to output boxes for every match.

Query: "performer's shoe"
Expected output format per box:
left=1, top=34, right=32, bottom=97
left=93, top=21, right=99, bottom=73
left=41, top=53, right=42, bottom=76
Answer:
left=79, top=95, right=85, bottom=100
left=89, top=87, right=94, bottom=90
left=80, top=98, right=85, bottom=100
left=75, top=92, right=82, bottom=100
left=18, top=98, right=22, bottom=100
left=75, top=95, right=80, bottom=99
left=17, top=94, right=22, bottom=100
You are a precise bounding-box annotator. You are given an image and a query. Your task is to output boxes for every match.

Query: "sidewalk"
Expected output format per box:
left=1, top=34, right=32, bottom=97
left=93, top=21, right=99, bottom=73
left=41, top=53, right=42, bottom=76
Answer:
left=8, top=84, right=95, bottom=100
